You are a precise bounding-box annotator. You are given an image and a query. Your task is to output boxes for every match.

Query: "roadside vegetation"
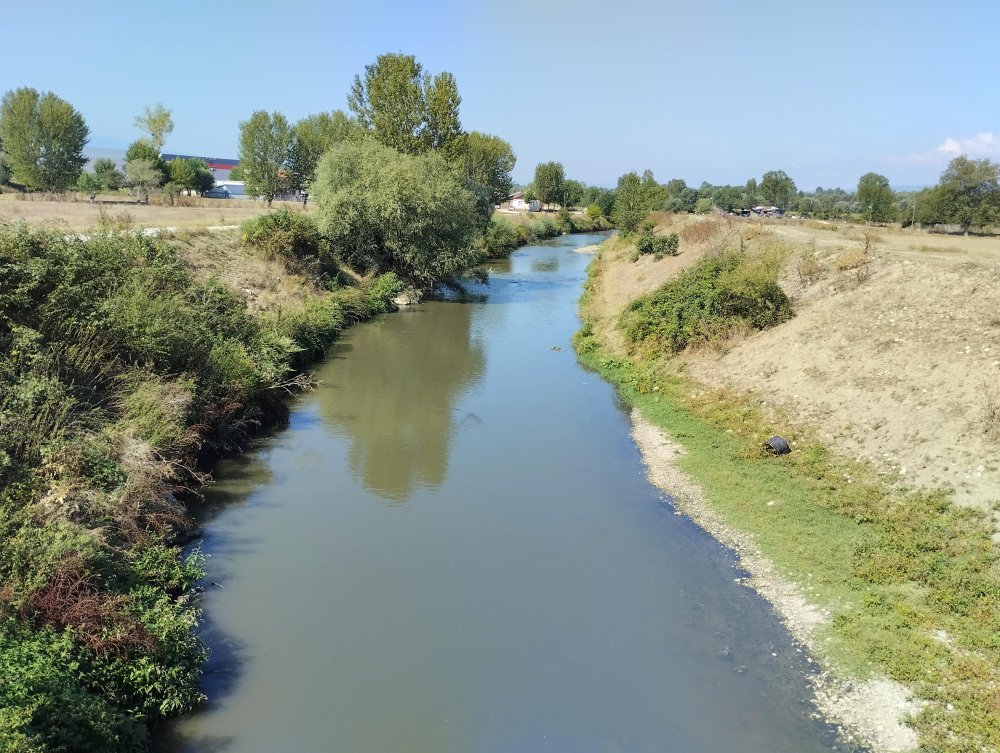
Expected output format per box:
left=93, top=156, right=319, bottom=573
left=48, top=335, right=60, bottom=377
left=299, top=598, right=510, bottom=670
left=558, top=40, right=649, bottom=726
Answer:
left=575, top=216, right=1000, bottom=753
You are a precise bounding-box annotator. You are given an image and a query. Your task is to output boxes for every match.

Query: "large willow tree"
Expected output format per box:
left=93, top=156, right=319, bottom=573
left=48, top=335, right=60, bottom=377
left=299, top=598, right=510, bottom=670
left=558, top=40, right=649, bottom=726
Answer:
left=312, top=139, right=482, bottom=286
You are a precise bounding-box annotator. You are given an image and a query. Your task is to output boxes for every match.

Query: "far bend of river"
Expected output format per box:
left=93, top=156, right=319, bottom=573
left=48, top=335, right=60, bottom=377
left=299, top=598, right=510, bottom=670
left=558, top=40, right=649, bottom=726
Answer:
left=160, top=232, right=852, bottom=753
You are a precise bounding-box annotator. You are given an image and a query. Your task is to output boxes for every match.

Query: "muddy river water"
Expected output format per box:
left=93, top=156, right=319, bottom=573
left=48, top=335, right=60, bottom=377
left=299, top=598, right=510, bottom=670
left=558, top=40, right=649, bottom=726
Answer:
left=160, top=232, right=848, bottom=753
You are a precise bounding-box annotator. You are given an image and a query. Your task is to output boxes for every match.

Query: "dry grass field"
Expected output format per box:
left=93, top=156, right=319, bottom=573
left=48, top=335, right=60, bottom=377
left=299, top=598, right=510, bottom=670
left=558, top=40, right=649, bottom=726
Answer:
left=0, top=191, right=310, bottom=231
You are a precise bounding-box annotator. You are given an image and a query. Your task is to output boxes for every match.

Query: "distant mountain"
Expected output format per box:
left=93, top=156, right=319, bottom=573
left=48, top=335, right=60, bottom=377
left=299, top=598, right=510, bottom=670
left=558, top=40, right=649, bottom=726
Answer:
left=891, top=184, right=929, bottom=193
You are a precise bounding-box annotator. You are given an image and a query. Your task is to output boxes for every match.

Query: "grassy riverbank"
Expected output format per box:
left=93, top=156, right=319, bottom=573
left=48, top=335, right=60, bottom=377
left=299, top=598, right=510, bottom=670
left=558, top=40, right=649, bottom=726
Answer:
left=575, top=228, right=1000, bottom=752
left=0, top=218, right=398, bottom=750
left=483, top=210, right=612, bottom=256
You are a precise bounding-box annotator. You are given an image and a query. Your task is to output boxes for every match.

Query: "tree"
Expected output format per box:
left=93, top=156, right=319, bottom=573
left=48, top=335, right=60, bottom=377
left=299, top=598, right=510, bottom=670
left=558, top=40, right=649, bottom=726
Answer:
left=564, top=179, right=585, bottom=208
left=348, top=53, right=463, bottom=155
left=744, top=178, right=759, bottom=208
left=712, top=185, right=744, bottom=213
left=125, top=158, right=162, bottom=202
left=287, top=110, right=360, bottom=191
left=76, top=171, right=101, bottom=196
left=312, top=139, right=482, bottom=286
left=856, top=172, right=894, bottom=223
left=0, top=87, right=89, bottom=190
left=760, top=170, right=797, bottom=209
left=612, top=172, right=646, bottom=235
left=133, top=103, right=174, bottom=152
left=936, top=155, right=1000, bottom=234
left=125, top=139, right=167, bottom=185
left=92, top=157, right=123, bottom=190
left=533, top=161, right=565, bottom=207
left=349, top=53, right=427, bottom=154
left=238, top=110, right=292, bottom=207
left=424, top=71, right=462, bottom=151
left=167, top=158, right=212, bottom=195
left=448, top=131, right=516, bottom=207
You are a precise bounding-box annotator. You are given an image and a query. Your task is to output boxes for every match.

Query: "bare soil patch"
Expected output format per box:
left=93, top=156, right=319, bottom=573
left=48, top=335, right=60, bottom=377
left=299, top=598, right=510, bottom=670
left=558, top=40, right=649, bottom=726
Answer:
left=589, top=216, right=1000, bottom=534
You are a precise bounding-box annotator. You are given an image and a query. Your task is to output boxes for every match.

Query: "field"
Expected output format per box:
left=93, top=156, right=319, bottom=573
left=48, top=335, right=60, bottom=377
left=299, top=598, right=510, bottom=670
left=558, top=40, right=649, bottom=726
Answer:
left=0, top=191, right=309, bottom=231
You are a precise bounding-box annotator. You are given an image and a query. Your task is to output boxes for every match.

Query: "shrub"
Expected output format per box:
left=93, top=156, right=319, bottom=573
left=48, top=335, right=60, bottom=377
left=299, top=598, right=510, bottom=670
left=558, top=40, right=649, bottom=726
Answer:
left=483, top=217, right=519, bottom=257
left=241, top=210, right=324, bottom=272
left=632, top=228, right=679, bottom=261
left=620, top=248, right=792, bottom=352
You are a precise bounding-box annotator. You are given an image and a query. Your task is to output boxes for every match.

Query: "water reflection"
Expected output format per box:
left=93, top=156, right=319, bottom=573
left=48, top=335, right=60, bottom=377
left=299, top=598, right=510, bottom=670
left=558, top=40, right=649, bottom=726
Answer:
left=318, top=302, right=486, bottom=500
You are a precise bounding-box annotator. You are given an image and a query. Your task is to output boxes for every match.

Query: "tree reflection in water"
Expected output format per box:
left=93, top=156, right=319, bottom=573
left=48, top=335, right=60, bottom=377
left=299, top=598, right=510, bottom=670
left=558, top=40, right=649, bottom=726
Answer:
left=318, top=302, right=485, bottom=501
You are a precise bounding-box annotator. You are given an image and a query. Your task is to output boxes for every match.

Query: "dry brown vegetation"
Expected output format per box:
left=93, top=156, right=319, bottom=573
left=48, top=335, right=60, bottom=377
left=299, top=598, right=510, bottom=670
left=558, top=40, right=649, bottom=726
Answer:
left=586, top=214, right=1000, bottom=525
left=0, top=191, right=308, bottom=231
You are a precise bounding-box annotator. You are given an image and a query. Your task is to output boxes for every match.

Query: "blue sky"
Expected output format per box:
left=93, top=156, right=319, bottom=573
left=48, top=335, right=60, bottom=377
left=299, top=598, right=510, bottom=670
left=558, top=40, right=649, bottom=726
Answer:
left=3, top=0, right=999, bottom=189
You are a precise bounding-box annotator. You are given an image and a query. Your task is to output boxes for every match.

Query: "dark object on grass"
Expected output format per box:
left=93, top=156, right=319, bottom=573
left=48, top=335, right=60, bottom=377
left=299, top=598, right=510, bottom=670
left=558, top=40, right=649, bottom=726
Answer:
left=763, top=436, right=791, bottom=455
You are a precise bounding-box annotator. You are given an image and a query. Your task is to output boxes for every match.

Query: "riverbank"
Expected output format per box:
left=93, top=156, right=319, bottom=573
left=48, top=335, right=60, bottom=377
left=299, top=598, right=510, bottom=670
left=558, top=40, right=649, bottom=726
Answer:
left=575, top=218, right=1000, bottom=753
left=0, top=220, right=398, bottom=750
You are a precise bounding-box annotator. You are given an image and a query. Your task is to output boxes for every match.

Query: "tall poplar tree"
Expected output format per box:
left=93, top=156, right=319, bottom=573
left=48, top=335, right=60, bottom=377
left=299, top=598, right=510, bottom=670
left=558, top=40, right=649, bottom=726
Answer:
left=0, top=87, right=89, bottom=190
left=238, top=111, right=292, bottom=207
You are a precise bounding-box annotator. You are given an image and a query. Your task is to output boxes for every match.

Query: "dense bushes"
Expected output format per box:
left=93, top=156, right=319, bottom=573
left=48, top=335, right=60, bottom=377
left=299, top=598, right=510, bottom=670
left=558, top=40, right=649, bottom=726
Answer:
left=620, top=247, right=792, bottom=352
left=0, top=221, right=394, bottom=751
left=241, top=209, right=328, bottom=275
left=630, top=223, right=679, bottom=261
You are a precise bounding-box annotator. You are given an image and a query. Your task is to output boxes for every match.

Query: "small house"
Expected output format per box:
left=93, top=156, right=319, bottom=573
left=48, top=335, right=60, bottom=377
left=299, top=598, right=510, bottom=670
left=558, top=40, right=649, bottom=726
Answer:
left=503, top=191, right=541, bottom=212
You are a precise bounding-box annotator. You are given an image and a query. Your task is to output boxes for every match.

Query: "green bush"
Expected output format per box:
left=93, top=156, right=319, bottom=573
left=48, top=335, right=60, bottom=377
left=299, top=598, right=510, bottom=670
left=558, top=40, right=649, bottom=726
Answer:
left=620, top=248, right=792, bottom=352
left=483, top=218, right=519, bottom=257
left=633, top=229, right=679, bottom=261
left=241, top=209, right=325, bottom=272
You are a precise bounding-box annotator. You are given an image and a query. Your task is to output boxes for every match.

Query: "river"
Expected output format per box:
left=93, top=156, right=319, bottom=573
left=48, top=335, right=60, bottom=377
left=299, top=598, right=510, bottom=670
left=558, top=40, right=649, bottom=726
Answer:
left=160, top=232, right=849, bottom=753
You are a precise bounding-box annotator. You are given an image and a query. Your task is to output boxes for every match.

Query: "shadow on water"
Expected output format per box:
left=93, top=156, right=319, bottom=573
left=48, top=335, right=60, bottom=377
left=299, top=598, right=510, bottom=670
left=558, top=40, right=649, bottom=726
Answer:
left=318, top=300, right=486, bottom=501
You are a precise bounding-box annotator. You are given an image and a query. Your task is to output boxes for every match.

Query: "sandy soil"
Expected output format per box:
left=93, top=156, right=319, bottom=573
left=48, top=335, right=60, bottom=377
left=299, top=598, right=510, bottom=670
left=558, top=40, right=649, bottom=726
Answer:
left=589, top=217, right=1000, bottom=534
left=687, top=226, right=1000, bottom=532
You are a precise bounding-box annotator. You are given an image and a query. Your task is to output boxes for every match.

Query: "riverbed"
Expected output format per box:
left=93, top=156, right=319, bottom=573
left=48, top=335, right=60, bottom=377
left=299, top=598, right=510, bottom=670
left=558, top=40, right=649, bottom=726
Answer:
left=160, top=232, right=851, bottom=753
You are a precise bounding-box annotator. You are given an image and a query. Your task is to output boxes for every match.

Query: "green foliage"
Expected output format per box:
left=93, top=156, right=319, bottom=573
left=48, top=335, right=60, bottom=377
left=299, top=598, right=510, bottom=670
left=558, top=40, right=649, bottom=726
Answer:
left=612, top=172, right=646, bottom=234
left=133, top=103, right=173, bottom=152
left=694, top=197, right=713, bottom=214
left=483, top=217, right=519, bottom=257
left=238, top=110, right=292, bottom=205
left=76, top=171, right=101, bottom=195
left=92, top=158, right=123, bottom=191
left=759, top=169, right=797, bottom=209
left=631, top=228, right=679, bottom=261
left=348, top=53, right=462, bottom=155
left=287, top=110, right=360, bottom=191
left=0, top=220, right=401, bottom=751
left=449, top=131, right=516, bottom=207
left=620, top=248, right=792, bottom=352
left=856, top=172, right=894, bottom=222
left=935, top=155, right=1000, bottom=232
left=241, top=209, right=324, bottom=271
left=313, top=139, right=483, bottom=286
left=585, top=203, right=603, bottom=219
left=166, top=158, right=213, bottom=195
left=532, top=161, right=565, bottom=206
left=0, top=87, right=90, bottom=190
left=124, top=139, right=165, bottom=178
